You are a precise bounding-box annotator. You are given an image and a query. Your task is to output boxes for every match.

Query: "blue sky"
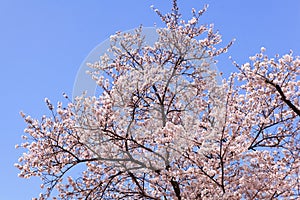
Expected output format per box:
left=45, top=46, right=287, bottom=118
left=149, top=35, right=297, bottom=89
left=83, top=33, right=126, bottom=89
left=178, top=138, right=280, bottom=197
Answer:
left=0, top=0, right=299, bottom=199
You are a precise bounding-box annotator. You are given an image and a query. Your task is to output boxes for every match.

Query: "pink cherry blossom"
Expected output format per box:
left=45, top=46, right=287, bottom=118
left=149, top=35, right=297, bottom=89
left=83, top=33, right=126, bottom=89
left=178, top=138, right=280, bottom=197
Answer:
left=16, top=1, right=299, bottom=199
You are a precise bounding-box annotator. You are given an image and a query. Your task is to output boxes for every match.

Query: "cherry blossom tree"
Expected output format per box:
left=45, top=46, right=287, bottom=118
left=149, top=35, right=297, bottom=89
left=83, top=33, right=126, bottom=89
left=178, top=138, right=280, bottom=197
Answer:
left=15, top=1, right=299, bottom=199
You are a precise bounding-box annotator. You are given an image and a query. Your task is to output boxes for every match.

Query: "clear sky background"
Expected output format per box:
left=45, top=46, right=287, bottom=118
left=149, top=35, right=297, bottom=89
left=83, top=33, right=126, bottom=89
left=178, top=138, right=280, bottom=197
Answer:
left=0, top=0, right=299, bottom=199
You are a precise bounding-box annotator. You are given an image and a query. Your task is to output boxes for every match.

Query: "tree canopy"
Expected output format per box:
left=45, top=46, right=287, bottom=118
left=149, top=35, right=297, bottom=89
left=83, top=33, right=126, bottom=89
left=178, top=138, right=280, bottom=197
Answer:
left=16, top=1, right=299, bottom=199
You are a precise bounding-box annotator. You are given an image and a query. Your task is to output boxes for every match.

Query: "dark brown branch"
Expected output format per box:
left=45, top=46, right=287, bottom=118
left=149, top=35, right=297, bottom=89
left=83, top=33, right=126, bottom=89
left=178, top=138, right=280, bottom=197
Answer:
left=170, top=177, right=181, bottom=200
left=265, top=79, right=300, bottom=117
